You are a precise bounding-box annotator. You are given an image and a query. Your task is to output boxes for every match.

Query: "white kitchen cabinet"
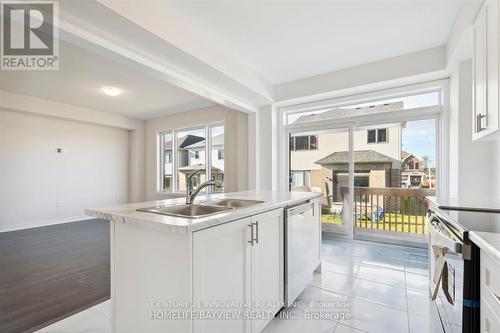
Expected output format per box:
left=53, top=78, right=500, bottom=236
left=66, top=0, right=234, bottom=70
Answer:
left=250, top=209, right=284, bottom=333
left=480, top=249, right=500, bottom=332
left=94, top=193, right=322, bottom=333
left=473, top=0, right=500, bottom=140
left=193, top=208, right=284, bottom=333
left=193, top=216, right=253, bottom=333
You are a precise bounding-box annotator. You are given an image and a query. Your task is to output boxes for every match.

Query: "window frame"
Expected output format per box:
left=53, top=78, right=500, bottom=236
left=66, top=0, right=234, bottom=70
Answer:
left=157, top=122, right=225, bottom=194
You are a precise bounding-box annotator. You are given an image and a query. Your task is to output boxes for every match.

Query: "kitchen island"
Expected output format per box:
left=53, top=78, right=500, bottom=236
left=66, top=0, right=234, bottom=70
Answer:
left=86, top=190, right=322, bottom=333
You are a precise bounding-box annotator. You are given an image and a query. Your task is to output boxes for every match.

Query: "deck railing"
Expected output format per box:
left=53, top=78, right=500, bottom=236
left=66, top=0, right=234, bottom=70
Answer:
left=340, top=187, right=435, bottom=234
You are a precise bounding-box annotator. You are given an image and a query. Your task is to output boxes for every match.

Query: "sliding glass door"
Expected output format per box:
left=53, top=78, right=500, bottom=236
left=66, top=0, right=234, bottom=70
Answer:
left=352, top=119, right=437, bottom=242
left=284, top=87, right=443, bottom=241
left=289, top=127, right=353, bottom=235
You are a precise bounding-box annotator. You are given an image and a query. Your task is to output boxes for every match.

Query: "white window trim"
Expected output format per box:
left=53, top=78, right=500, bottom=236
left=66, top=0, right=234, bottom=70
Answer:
left=277, top=79, right=450, bottom=200
left=157, top=122, right=225, bottom=194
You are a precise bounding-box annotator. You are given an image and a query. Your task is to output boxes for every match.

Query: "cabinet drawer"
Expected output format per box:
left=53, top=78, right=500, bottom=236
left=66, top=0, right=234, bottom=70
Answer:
left=481, top=250, right=500, bottom=315
left=481, top=297, right=500, bottom=333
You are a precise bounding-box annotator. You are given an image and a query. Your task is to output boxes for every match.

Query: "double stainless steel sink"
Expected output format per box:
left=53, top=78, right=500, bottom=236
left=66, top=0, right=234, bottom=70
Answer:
left=137, top=198, right=264, bottom=219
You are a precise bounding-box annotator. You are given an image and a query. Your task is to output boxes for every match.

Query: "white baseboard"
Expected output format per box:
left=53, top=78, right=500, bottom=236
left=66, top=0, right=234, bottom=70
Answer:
left=0, top=215, right=95, bottom=233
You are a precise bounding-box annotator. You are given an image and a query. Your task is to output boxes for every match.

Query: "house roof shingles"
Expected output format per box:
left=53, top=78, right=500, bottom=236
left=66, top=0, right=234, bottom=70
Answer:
left=315, top=150, right=401, bottom=168
left=293, top=101, right=404, bottom=124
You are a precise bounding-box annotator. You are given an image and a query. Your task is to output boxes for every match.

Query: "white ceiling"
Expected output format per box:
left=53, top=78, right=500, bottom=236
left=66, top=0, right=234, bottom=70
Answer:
left=0, top=40, right=214, bottom=119
left=164, top=0, right=462, bottom=85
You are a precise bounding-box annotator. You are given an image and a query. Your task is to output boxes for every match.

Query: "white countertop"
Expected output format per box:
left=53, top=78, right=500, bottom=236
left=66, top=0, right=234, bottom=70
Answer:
left=426, top=196, right=500, bottom=213
left=469, top=231, right=500, bottom=262
left=85, top=190, right=322, bottom=233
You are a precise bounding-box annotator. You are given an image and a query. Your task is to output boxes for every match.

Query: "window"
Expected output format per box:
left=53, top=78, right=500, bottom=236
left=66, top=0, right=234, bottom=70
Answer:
left=354, top=176, right=369, bottom=187
left=367, top=128, right=387, bottom=144
left=286, top=91, right=441, bottom=125
left=310, top=135, right=318, bottom=149
left=164, top=176, right=172, bottom=191
left=367, top=130, right=376, bottom=143
left=290, top=135, right=318, bottom=151
left=161, top=133, right=173, bottom=192
left=210, top=126, right=224, bottom=193
left=284, top=84, right=443, bottom=234
left=290, top=171, right=311, bottom=189
left=377, top=129, right=387, bottom=143
left=176, top=127, right=206, bottom=192
left=158, top=124, right=224, bottom=193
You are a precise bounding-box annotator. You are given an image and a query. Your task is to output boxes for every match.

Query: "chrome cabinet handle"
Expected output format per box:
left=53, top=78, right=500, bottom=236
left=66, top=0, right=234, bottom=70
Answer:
left=476, top=113, right=487, bottom=133
left=248, top=223, right=254, bottom=246
left=254, top=221, right=259, bottom=244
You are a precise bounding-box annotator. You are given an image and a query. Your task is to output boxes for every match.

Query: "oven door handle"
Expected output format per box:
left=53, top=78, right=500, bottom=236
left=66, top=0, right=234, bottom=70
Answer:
left=428, top=217, right=463, bottom=255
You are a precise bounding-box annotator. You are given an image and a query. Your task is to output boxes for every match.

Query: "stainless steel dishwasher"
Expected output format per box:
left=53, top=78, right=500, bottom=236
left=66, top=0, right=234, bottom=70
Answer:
left=284, top=200, right=315, bottom=307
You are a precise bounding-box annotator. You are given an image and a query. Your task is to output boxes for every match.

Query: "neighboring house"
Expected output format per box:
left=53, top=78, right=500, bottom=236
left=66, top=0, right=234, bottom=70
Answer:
left=401, top=151, right=425, bottom=188
left=289, top=102, right=404, bottom=202
left=164, top=134, right=225, bottom=191
left=315, top=150, right=401, bottom=202
left=401, top=151, right=422, bottom=171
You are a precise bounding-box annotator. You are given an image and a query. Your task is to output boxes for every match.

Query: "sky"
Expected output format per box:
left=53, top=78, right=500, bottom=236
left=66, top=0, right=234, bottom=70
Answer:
left=402, top=119, right=436, bottom=167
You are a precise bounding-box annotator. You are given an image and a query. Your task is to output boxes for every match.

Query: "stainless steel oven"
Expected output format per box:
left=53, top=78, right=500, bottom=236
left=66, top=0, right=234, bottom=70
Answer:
left=427, top=209, right=480, bottom=333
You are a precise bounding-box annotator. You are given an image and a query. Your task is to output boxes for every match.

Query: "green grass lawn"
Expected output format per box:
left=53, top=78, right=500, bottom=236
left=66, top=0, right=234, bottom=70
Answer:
left=322, top=213, right=427, bottom=234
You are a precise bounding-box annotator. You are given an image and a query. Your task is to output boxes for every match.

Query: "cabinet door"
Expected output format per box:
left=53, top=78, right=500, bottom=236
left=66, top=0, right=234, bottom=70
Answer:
left=250, top=209, right=284, bottom=333
left=193, top=217, right=252, bottom=333
left=473, top=0, right=500, bottom=140
left=486, top=0, right=499, bottom=135
left=311, top=198, right=321, bottom=272
left=473, top=4, right=488, bottom=137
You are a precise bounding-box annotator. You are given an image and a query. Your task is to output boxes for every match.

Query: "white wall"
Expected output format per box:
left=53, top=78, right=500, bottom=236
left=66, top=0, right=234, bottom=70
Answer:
left=144, top=105, right=249, bottom=200
left=446, top=60, right=495, bottom=231
left=275, top=46, right=447, bottom=102
left=0, top=90, right=145, bottom=203
left=0, top=110, right=130, bottom=232
left=492, top=141, right=500, bottom=232
left=255, top=105, right=279, bottom=191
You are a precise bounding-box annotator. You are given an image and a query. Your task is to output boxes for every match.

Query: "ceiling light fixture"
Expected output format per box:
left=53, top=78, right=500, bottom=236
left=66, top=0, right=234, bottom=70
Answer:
left=102, top=86, right=123, bottom=97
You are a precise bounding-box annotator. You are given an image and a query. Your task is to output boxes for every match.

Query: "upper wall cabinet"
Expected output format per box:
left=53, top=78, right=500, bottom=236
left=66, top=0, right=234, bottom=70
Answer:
left=473, top=0, right=500, bottom=141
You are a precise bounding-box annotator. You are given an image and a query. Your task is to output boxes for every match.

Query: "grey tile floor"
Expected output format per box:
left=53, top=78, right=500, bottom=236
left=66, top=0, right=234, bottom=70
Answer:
left=37, top=238, right=430, bottom=333
left=263, top=238, right=431, bottom=333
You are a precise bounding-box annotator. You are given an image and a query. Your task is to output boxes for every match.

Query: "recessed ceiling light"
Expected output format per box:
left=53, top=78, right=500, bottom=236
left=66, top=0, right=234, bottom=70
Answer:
left=101, top=86, right=123, bottom=97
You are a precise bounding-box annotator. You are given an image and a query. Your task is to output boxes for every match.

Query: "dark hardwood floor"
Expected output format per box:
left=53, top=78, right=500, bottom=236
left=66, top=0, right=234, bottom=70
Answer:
left=0, top=219, right=110, bottom=333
